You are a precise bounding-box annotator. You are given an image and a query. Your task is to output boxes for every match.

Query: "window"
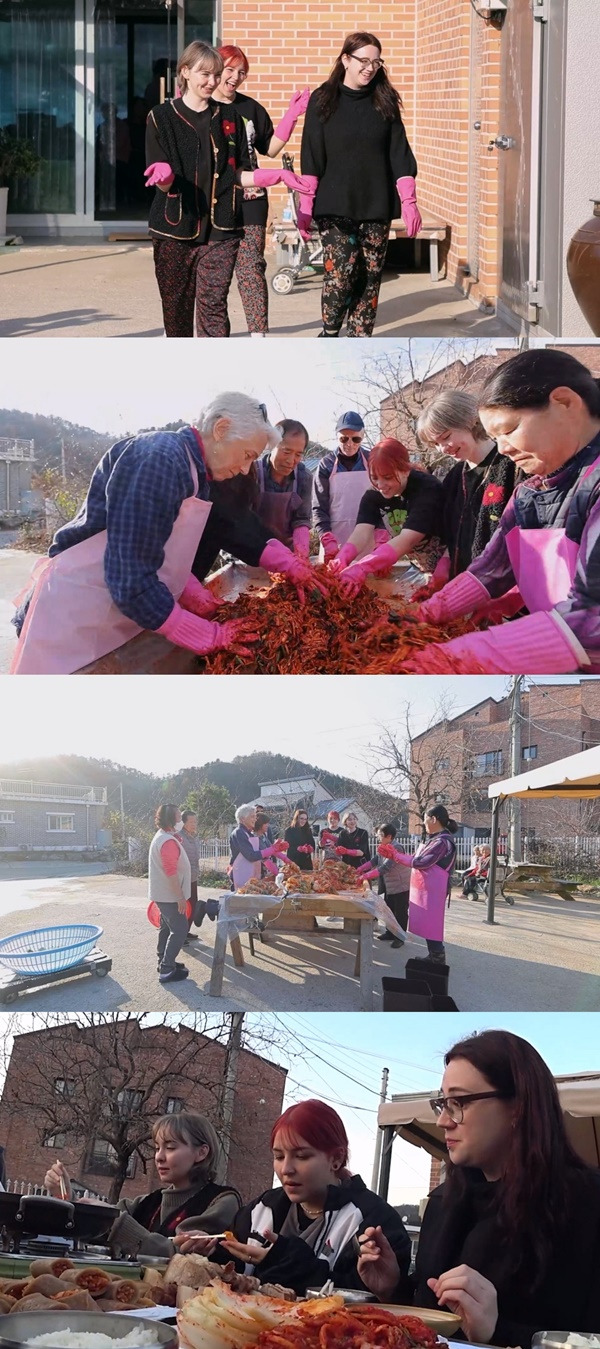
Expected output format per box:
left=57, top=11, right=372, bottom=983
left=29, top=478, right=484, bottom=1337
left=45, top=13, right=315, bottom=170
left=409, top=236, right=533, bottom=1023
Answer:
left=0, top=812, right=15, bottom=825
left=43, top=1132, right=66, bottom=1148
left=116, top=1088, right=143, bottom=1116
left=47, top=814, right=75, bottom=832
left=473, top=751, right=503, bottom=777
left=434, top=792, right=449, bottom=805
left=522, top=745, right=538, bottom=761
left=54, top=1078, right=75, bottom=1097
left=436, top=759, right=450, bottom=772
left=165, top=1097, right=184, bottom=1114
left=87, top=1137, right=135, bottom=1176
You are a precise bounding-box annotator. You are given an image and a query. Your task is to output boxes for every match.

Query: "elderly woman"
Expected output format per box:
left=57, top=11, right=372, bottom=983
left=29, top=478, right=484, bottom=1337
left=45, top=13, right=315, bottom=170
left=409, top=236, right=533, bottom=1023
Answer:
left=416, top=389, right=519, bottom=585
left=44, top=1110, right=241, bottom=1256
left=11, top=393, right=322, bottom=675
left=147, top=803, right=192, bottom=983
left=229, top=804, right=288, bottom=891
left=255, top=419, right=313, bottom=556
left=409, top=350, right=600, bottom=673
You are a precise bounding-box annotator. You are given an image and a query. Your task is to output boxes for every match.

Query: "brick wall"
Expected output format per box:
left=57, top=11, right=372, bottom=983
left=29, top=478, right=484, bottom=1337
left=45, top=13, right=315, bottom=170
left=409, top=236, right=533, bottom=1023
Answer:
left=0, top=1024, right=286, bottom=1205
left=409, top=683, right=600, bottom=834
left=0, top=800, right=104, bottom=852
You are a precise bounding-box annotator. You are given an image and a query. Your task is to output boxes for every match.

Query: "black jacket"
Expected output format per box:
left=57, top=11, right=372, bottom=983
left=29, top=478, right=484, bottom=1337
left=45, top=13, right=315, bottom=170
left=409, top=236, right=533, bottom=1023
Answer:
left=147, top=99, right=250, bottom=240
left=338, top=827, right=370, bottom=869
left=412, top=1167, right=600, bottom=1347
left=216, top=1174, right=411, bottom=1297
left=129, top=1181, right=242, bottom=1237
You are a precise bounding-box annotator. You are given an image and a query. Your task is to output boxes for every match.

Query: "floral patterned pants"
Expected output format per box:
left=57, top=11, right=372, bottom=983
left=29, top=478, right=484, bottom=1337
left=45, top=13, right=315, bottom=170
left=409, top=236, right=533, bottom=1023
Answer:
left=235, top=224, right=269, bottom=333
left=153, top=235, right=240, bottom=337
left=317, top=216, right=390, bottom=336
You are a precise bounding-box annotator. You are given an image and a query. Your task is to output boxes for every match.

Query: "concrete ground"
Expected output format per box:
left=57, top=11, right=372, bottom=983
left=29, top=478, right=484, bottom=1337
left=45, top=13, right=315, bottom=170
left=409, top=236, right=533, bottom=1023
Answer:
left=0, top=240, right=511, bottom=339
left=0, top=866, right=597, bottom=1013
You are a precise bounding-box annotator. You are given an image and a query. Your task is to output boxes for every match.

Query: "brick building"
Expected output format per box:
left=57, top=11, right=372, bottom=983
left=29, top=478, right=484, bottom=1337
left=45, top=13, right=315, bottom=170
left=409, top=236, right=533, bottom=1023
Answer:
left=0, top=1021, right=286, bottom=1204
left=0, top=439, right=36, bottom=521
left=408, top=680, right=600, bottom=838
left=0, top=779, right=108, bottom=855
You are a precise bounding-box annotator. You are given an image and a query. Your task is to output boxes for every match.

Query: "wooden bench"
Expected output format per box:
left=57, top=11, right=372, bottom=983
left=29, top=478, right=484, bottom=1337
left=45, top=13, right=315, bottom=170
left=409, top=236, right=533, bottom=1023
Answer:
left=388, top=212, right=449, bottom=281
left=501, top=863, right=580, bottom=903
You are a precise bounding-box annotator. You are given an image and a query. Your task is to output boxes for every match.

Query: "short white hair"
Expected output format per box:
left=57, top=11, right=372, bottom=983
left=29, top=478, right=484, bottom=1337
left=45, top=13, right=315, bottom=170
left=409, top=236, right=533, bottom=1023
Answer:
left=235, top=802, right=256, bottom=825
left=198, top=392, right=281, bottom=450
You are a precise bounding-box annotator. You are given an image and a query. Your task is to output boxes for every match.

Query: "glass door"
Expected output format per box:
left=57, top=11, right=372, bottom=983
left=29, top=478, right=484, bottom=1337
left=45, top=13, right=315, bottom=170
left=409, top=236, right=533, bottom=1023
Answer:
left=0, top=0, right=78, bottom=215
left=94, top=0, right=176, bottom=219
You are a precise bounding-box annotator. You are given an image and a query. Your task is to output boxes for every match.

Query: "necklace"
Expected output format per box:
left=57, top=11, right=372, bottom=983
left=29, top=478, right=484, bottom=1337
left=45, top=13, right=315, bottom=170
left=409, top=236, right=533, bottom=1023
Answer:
left=300, top=1201, right=324, bottom=1219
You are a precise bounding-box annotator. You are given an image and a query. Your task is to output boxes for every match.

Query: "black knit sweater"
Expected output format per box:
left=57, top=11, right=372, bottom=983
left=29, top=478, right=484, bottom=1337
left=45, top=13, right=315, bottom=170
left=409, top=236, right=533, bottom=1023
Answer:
left=147, top=98, right=250, bottom=241
left=301, top=83, right=417, bottom=221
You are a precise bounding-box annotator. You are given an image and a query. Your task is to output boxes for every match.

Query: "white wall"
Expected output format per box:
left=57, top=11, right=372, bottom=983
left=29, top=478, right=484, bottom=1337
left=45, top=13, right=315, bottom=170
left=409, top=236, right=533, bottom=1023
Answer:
left=561, top=0, right=600, bottom=335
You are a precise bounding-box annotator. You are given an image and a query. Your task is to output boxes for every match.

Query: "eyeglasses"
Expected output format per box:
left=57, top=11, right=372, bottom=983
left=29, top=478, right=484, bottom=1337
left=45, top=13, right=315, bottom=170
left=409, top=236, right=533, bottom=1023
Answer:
left=339, top=433, right=363, bottom=443
left=348, top=54, right=384, bottom=71
left=429, top=1092, right=510, bottom=1123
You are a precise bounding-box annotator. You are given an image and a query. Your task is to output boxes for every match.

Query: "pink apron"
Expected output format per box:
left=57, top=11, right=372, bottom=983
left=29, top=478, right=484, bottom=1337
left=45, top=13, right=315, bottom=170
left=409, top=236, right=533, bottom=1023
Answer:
left=10, top=451, right=210, bottom=675
left=319, top=450, right=370, bottom=555
left=231, top=832, right=262, bottom=891
left=505, top=454, right=600, bottom=613
left=408, top=854, right=452, bottom=942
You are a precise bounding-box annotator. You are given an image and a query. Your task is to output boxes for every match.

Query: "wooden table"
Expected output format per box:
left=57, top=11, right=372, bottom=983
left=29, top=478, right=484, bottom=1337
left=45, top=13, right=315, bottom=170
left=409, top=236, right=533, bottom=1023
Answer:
left=208, top=891, right=380, bottom=1010
left=77, top=560, right=418, bottom=675
left=501, top=862, right=579, bottom=902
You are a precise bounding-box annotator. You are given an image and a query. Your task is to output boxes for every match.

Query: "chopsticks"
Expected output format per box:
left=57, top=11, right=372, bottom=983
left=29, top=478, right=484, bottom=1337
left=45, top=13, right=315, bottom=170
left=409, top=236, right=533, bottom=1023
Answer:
left=58, top=1172, right=68, bottom=1201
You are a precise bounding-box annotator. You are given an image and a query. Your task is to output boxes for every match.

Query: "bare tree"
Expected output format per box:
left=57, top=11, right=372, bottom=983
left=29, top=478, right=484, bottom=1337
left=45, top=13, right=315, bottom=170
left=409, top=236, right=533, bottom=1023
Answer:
left=342, top=338, right=514, bottom=460
left=0, top=1014, right=288, bottom=1202
left=366, top=691, right=480, bottom=830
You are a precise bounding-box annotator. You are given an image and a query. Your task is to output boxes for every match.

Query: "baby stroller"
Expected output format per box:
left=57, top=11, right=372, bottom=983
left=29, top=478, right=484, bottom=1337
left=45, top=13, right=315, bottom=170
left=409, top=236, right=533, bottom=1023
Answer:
left=270, top=152, right=324, bottom=295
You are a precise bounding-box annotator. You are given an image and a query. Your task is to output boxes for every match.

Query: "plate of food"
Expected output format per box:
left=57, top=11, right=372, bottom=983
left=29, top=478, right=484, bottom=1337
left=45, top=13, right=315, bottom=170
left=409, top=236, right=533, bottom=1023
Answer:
left=376, top=1307, right=462, bottom=1336
left=177, top=1282, right=457, bottom=1349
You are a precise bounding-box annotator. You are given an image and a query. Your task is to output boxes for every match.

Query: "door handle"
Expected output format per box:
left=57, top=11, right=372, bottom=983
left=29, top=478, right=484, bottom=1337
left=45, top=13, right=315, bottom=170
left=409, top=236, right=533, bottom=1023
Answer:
left=487, top=134, right=516, bottom=151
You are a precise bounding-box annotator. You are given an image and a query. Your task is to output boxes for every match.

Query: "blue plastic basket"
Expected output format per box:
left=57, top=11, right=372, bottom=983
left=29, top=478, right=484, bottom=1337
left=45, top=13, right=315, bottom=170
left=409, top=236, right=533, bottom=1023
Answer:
left=0, top=924, right=103, bottom=976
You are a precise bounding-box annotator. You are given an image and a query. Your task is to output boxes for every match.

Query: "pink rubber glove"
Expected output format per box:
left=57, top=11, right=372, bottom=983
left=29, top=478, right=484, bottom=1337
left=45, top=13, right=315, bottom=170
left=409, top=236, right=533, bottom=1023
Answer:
left=339, top=542, right=399, bottom=597
left=296, top=184, right=317, bottom=240
left=261, top=843, right=282, bottom=859
left=252, top=167, right=286, bottom=189
left=335, top=847, right=364, bottom=858
left=320, top=531, right=340, bottom=563
left=320, top=831, right=338, bottom=846
left=406, top=610, right=585, bottom=676
left=259, top=537, right=329, bottom=604
left=328, top=541, right=358, bottom=575
left=179, top=573, right=219, bottom=619
left=262, top=858, right=279, bottom=876
left=361, top=868, right=380, bottom=882
left=432, top=553, right=451, bottom=588
left=275, top=839, right=289, bottom=851
left=378, top=843, right=413, bottom=865
left=396, top=176, right=422, bottom=238
left=292, top=525, right=311, bottom=558
left=355, top=861, right=374, bottom=876
left=418, top=570, right=491, bottom=623
left=274, top=88, right=311, bottom=141
left=477, top=587, right=525, bottom=622
left=374, top=528, right=389, bottom=548
left=296, top=843, right=315, bottom=854
left=251, top=168, right=317, bottom=195
left=144, top=162, right=175, bottom=189
left=157, top=605, right=259, bottom=657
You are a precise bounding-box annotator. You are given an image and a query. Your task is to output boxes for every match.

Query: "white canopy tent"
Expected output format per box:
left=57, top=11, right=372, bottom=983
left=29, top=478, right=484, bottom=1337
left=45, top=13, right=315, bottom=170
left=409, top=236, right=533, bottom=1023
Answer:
left=484, top=745, right=600, bottom=923
left=376, top=1072, right=600, bottom=1196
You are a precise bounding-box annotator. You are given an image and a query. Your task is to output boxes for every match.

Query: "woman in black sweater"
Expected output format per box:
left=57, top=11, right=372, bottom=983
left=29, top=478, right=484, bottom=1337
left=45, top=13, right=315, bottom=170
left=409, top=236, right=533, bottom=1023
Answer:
left=358, top=1030, right=600, bottom=1347
left=337, top=811, right=370, bottom=868
left=300, top=31, right=420, bottom=337
left=284, top=809, right=315, bottom=871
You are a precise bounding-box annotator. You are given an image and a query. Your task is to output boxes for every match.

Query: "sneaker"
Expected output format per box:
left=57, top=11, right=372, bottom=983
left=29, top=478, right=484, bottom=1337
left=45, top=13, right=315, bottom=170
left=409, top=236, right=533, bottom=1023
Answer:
left=159, top=966, right=190, bottom=983
left=157, top=960, right=186, bottom=972
left=377, top=931, right=394, bottom=942
left=390, top=939, right=405, bottom=949
left=184, top=934, right=200, bottom=944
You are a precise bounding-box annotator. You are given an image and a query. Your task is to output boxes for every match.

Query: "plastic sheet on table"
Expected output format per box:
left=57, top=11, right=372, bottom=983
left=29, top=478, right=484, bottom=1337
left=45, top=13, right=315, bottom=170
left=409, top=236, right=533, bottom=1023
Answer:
left=217, top=889, right=406, bottom=941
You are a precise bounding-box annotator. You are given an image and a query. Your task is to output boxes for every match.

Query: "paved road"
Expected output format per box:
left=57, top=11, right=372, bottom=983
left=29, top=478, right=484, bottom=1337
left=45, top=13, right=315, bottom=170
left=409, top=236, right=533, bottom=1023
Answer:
left=0, top=548, right=40, bottom=672
left=0, top=241, right=511, bottom=339
left=0, top=868, right=597, bottom=1013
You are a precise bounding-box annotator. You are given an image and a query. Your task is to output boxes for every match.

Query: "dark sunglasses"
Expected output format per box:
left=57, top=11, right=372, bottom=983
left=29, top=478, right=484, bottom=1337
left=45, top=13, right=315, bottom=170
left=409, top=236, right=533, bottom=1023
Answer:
left=339, top=433, right=362, bottom=443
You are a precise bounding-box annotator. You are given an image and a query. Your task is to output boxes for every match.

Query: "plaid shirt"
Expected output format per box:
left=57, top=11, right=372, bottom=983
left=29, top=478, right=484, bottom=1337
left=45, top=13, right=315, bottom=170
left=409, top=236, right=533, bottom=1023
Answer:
left=49, top=426, right=209, bottom=631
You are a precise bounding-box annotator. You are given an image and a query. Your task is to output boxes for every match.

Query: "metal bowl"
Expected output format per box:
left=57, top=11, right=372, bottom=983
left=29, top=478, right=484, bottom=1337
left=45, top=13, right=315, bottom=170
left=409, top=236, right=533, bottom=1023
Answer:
left=0, top=1311, right=177, bottom=1349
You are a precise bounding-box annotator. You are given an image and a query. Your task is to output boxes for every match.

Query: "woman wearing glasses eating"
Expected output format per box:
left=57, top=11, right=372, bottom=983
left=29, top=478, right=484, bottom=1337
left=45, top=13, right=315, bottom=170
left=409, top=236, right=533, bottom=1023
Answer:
left=300, top=31, right=420, bottom=336
left=358, top=1030, right=600, bottom=1346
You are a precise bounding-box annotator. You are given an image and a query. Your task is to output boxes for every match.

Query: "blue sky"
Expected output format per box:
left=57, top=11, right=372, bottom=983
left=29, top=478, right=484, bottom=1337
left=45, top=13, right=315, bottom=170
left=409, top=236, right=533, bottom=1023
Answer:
left=272, top=1012, right=600, bottom=1204
left=1, top=675, right=590, bottom=782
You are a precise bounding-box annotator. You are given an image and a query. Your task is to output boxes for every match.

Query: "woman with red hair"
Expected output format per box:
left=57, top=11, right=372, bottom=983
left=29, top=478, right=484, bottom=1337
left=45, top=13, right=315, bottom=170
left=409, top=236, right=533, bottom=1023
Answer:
left=173, top=1098, right=411, bottom=1299
left=329, top=438, right=444, bottom=595
left=214, top=46, right=310, bottom=335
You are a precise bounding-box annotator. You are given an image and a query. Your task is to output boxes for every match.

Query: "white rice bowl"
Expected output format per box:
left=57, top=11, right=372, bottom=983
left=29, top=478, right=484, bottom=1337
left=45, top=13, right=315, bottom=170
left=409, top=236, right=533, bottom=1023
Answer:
left=25, top=1331, right=161, bottom=1349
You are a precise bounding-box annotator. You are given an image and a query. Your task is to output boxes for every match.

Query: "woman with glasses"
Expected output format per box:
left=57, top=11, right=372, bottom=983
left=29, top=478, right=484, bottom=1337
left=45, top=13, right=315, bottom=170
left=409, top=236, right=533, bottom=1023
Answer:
left=312, top=411, right=371, bottom=559
left=377, top=804, right=457, bottom=965
left=284, top=809, right=316, bottom=871
left=300, top=31, right=420, bottom=337
left=214, top=46, right=309, bottom=336
left=358, top=1030, right=600, bottom=1346
left=328, top=438, right=444, bottom=591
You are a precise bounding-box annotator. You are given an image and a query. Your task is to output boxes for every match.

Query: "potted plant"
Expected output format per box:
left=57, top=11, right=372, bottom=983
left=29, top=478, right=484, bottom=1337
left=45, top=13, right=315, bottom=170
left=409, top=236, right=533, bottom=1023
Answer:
left=0, top=129, right=42, bottom=238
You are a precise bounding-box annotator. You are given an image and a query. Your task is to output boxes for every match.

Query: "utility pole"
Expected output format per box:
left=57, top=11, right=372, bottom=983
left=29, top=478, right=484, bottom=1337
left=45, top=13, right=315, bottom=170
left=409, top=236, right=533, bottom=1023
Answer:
left=219, top=1013, right=244, bottom=1178
left=60, top=438, right=66, bottom=484
left=119, top=782, right=125, bottom=841
left=508, top=676, right=523, bottom=862
left=371, top=1066, right=389, bottom=1191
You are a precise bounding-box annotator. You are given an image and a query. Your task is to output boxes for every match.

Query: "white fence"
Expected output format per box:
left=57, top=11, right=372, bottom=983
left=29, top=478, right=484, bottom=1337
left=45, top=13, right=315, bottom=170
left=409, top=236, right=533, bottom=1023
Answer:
left=196, top=835, right=493, bottom=871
